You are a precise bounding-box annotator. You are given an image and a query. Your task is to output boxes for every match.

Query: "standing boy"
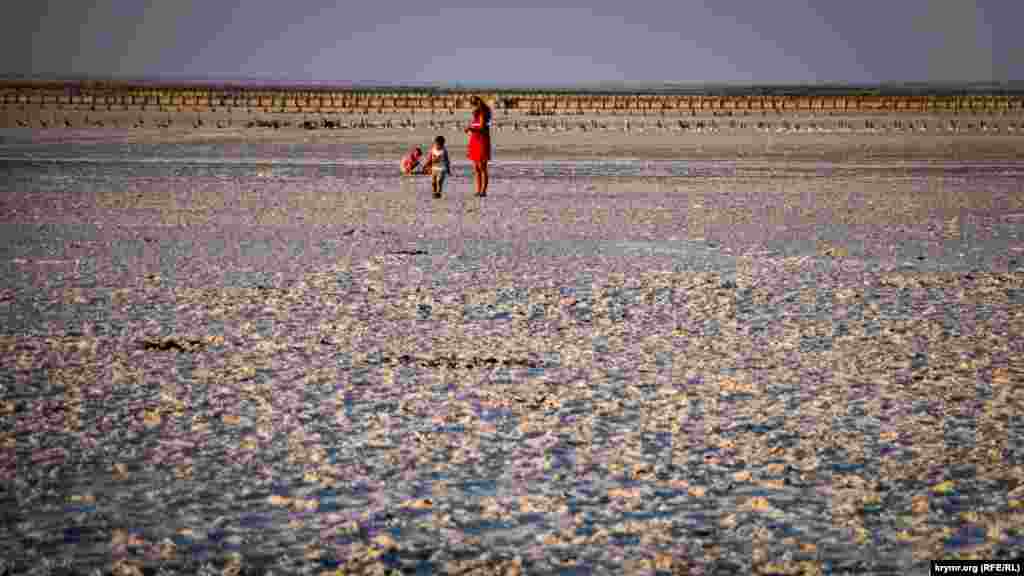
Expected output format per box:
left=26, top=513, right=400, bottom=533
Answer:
left=424, top=136, right=451, bottom=199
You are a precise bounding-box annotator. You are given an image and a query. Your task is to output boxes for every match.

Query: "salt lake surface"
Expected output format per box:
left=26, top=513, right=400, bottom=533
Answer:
left=2, top=133, right=1023, bottom=574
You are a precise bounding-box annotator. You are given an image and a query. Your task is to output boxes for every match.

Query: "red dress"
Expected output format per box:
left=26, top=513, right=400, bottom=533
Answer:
left=467, top=107, right=491, bottom=163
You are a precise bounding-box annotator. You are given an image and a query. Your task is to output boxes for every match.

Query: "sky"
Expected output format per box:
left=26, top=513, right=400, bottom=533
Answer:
left=7, top=0, right=1023, bottom=86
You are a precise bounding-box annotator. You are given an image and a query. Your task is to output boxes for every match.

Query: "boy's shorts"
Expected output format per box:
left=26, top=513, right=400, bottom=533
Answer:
left=432, top=169, right=447, bottom=188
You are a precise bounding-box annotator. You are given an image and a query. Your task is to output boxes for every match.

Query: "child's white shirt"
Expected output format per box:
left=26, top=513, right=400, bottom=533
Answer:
left=430, top=147, right=450, bottom=174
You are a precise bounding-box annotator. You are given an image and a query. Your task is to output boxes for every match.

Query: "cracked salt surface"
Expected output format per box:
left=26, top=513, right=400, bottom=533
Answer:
left=2, top=133, right=1024, bottom=574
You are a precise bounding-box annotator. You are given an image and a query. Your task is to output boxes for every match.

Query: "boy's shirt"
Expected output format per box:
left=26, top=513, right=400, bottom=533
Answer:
left=429, top=147, right=450, bottom=174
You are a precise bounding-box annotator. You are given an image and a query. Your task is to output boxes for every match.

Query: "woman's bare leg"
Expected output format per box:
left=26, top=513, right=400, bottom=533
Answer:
left=481, top=162, right=489, bottom=196
left=473, top=163, right=483, bottom=195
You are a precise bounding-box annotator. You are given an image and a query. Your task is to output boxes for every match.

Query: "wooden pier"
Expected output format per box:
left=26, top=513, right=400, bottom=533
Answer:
left=3, top=81, right=1023, bottom=116
left=4, top=80, right=1024, bottom=134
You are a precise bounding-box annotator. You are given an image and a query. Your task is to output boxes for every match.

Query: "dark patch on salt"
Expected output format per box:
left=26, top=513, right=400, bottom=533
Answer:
left=138, top=337, right=205, bottom=353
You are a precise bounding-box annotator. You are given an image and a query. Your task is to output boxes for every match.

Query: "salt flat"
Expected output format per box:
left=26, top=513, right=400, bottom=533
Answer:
left=1, top=126, right=1023, bottom=574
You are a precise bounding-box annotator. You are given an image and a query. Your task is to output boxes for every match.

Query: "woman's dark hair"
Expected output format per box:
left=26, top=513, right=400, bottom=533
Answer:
left=471, top=95, right=489, bottom=111
left=434, top=135, right=445, bottom=146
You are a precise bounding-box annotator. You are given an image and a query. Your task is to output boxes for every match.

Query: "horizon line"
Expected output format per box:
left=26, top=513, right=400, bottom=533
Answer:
left=4, top=74, right=1024, bottom=95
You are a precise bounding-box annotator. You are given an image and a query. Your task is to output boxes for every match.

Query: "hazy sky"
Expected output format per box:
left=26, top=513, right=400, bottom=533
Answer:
left=8, top=0, right=1022, bottom=85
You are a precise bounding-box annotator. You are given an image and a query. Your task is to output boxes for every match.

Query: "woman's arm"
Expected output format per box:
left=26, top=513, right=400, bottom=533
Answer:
left=471, top=108, right=491, bottom=133
left=467, top=110, right=484, bottom=132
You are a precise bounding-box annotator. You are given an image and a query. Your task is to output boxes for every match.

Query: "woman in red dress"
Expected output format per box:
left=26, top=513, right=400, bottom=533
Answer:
left=465, top=95, right=492, bottom=197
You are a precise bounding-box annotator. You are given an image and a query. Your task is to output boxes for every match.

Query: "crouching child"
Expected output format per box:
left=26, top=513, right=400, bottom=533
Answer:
left=400, top=147, right=423, bottom=175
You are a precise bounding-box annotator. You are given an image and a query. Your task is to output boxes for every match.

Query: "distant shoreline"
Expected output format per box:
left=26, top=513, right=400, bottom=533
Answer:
left=3, top=76, right=1024, bottom=96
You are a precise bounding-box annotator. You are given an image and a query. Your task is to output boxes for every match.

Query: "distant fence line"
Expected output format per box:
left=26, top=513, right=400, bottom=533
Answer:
left=2, top=84, right=1023, bottom=115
